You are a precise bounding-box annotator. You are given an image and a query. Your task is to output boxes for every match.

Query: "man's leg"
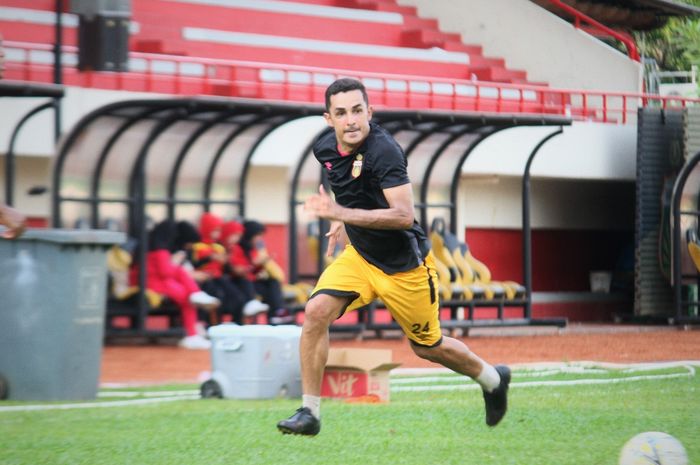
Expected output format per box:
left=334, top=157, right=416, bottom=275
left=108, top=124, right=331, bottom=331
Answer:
left=411, top=335, right=511, bottom=426
left=300, top=293, right=346, bottom=396
left=277, top=293, right=347, bottom=436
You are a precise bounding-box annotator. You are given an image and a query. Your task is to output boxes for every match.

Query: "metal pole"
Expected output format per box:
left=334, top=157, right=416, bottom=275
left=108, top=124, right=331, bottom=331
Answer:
left=4, top=142, right=13, bottom=206
left=448, top=127, right=508, bottom=235
left=288, top=135, right=323, bottom=283
left=53, top=0, right=63, bottom=141
left=5, top=102, right=56, bottom=206
left=522, top=128, right=564, bottom=318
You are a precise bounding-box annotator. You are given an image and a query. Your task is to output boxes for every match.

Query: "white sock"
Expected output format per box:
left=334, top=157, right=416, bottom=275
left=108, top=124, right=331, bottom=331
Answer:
left=475, top=363, right=501, bottom=393
left=302, top=394, right=321, bottom=419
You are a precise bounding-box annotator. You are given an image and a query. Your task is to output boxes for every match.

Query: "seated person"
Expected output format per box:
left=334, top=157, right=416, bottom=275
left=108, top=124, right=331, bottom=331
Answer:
left=129, top=219, right=219, bottom=349
left=219, top=220, right=269, bottom=322
left=184, top=216, right=266, bottom=324
left=227, top=220, right=294, bottom=325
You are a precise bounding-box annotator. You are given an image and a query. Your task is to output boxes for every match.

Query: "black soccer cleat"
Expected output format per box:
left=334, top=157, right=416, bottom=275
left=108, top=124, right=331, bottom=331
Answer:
left=277, top=407, right=321, bottom=436
left=482, top=365, right=511, bottom=427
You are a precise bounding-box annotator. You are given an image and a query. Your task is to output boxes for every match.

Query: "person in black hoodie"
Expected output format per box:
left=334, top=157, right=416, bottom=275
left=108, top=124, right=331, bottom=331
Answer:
left=229, top=220, right=293, bottom=325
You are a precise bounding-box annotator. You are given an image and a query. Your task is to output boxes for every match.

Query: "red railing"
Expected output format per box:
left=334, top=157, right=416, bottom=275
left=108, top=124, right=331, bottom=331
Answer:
left=5, top=40, right=697, bottom=124
left=546, top=0, right=640, bottom=61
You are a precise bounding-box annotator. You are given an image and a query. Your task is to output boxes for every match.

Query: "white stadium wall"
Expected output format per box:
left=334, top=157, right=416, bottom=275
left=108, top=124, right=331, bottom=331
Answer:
left=455, top=122, right=637, bottom=233
left=397, top=0, right=643, bottom=93
left=244, top=165, right=291, bottom=224
left=461, top=123, right=637, bottom=181
left=0, top=88, right=320, bottom=225
left=457, top=176, right=635, bottom=231
left=1, top=87, right=173, bottom=222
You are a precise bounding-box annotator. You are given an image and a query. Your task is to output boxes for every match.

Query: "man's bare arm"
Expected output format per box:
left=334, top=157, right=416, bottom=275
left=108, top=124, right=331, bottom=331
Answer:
left=304, top=184, right=414, bottom=230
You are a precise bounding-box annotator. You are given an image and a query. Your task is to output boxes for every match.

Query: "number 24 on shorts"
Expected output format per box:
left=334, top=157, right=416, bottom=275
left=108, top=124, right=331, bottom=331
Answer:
left=411, top=321, right=430, bottom=334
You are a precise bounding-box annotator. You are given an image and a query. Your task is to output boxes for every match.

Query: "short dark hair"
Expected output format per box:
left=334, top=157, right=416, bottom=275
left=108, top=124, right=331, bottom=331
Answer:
left=324, top=78, right=369, bottom=111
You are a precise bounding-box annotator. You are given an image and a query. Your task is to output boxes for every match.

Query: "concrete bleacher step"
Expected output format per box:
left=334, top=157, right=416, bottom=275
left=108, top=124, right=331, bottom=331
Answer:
left=471, top=66, right=529, bottom=83
left=3, top=0, right=548, bottom=99
left=132, top=39, right=186, bottom=56
left=0, top=18, right=78, bottom=46
left=135, top=0, right=407, bottom=46
left=402, top=15, right=439, bottom=30
left=442, top=41, right=483, bottom=55
left=400, top=28, right=463, bottom=48
left=468, top=55, right=506, bottom=69
left=289, top=0, right=339, bottom=4
left=335, top=0, right=417, bottom=15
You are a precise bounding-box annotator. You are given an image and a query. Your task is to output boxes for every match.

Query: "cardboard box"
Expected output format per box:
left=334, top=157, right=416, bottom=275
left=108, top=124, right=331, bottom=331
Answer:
left=321, top=348, right=400, bottom=402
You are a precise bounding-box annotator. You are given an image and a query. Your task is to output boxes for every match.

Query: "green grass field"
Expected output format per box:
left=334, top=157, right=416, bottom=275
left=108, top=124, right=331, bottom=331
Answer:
left=0, top=363, right=697, bottom=465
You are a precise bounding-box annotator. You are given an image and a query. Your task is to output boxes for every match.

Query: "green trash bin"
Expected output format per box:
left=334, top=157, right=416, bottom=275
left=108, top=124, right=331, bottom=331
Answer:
left=0, top=228, right=125, bottom=401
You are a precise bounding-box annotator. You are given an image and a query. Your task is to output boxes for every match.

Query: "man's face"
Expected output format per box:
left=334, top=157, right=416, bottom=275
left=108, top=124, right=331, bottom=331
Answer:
left=324, top=89, right=373, bottom=153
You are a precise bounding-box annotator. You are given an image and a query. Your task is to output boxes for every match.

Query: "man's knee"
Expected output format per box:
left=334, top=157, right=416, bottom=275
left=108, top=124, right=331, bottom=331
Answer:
left=410, top=342, right=442, bottom=362
left=304, top=294, right=345, bottom=325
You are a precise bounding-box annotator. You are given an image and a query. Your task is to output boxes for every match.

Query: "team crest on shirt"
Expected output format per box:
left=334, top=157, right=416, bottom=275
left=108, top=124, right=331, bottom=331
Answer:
left=351, top=154, right=363, bottom=178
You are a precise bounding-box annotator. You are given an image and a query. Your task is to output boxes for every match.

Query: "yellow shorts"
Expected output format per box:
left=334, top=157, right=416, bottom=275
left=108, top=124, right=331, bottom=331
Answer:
left=311, top=245, right=442, bottom=347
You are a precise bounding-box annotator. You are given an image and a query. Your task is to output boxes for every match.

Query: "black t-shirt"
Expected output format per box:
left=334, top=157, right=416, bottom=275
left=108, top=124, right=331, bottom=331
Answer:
left=312, top=122, right=430, bottom=274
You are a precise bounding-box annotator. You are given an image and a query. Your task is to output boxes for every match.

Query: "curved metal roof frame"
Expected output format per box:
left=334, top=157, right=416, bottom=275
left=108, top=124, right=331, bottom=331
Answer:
left=671, top=149, right=700, bottom=325
left=53, top=98, right=321, bottom=336
left=422, top=123, right=494, bottom=233
left=1, top=81, right=64, bottom=207
left=522, top=128, right=565, bottom=319
left=54, top=97, right=570, bottom=335
left=53, top=98, right=321, bottom=230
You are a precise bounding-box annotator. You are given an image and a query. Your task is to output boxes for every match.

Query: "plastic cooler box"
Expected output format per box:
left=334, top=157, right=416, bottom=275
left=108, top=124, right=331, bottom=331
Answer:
left=202, top=324, right=302, bottom=399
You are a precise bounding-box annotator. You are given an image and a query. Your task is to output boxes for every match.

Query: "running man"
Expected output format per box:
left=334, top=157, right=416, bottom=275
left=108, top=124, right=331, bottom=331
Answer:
left=277, top=78, right=510, bottom=436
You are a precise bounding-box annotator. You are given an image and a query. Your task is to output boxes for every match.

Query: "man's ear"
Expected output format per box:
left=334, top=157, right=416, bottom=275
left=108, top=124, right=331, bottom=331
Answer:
left=323, top=112, right=333, bottom=127
left=367, top=105, right=373, bottom=121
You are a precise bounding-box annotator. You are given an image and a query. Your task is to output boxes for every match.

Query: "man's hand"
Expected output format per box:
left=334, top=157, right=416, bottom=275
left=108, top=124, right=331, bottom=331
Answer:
left=0, top=204, right=26, bottom=239
left=306, top=183, right=415, bottom=231
left=304, top=185, right=343, bottom=221
left=325, top=221, right=344, bottom=257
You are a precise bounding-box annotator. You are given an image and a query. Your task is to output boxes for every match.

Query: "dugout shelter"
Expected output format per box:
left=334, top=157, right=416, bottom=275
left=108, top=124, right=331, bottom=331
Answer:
left=51, top=97, right=571, bottom=337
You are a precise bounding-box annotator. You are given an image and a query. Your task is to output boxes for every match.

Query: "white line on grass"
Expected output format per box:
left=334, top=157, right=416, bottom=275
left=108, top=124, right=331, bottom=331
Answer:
left=98, top=390, right=200, bottom=398
left=3, top=361, right=698, bottom=412
left=392, top=371, right=694, bottom=392
left=392, top=366, right=612, bottom=385
left=391, top=364, right=696, bottom=392
left=0, top=395, right=201, bottom=412
left=391, top=360, right=700, bottom=377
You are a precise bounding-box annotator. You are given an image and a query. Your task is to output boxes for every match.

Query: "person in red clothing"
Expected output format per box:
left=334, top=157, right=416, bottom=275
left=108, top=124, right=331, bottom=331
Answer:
left=219, top=220, right=269, bottom=322
left=130, top=220, right=219, bottom=349
left=197, top=212, right=224, bottom=247
left=185, top=215, right=266, bottom=324
left=227, top=220, right=293, bottom=325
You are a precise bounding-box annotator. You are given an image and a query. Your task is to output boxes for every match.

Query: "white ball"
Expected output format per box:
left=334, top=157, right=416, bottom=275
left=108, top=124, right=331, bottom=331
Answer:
left=619, top=432, right=688, bottom=465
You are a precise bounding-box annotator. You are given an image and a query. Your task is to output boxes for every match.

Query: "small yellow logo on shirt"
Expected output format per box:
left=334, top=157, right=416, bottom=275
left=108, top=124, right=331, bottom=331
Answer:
left=351, top=154, right=363, bottom=179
